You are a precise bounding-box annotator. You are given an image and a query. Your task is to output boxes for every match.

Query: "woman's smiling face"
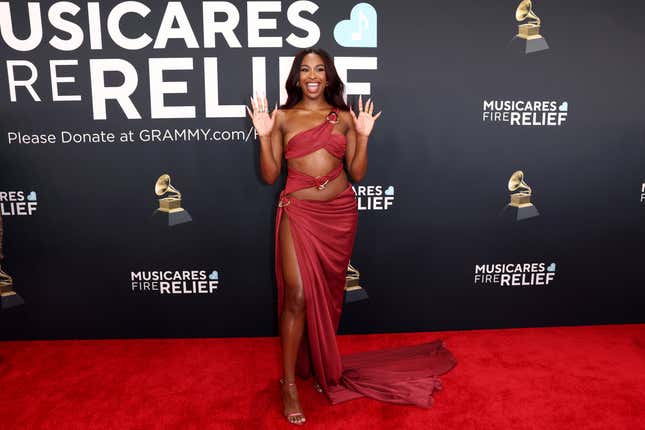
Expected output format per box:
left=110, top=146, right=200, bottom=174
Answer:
left=298, top=53, right=327, bottom=99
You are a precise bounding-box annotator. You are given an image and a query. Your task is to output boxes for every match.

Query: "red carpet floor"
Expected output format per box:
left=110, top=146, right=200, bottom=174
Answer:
left=0, top=324, right=643, bottom=430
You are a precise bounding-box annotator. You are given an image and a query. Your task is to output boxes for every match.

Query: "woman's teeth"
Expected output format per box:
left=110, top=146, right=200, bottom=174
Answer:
left=306, top=83, right=320, bottom=91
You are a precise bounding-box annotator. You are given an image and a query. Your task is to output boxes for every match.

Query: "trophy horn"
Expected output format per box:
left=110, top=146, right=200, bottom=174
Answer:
left=347, top=262, right=360, bottom=280
left=155, top=173, right=181, bottom=199
left=508, top=170, right=532, bottom=195
left=515, top=0, right=541, bottom=26
left=0, top=267, right=13, bottom=289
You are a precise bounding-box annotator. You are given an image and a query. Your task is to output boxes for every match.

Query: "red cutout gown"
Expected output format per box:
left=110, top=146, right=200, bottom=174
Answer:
left=274, top=107, right=456, bottom=408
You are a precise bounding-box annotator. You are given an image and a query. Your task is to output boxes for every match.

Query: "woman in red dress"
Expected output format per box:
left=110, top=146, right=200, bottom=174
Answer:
left=247, top=48, right=456, bottom=425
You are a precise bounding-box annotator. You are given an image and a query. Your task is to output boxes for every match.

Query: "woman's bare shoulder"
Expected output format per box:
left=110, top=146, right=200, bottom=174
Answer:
left=274, top=108, right=289, bottom=127
left=277, top=108, right=305, bottom=134
left=279, top=107, right=304, bottom=122
left=277, top=108, right=291, bottom=118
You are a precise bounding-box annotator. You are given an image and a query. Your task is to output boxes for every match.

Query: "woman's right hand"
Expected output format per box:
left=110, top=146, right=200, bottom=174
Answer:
left=246, top=91, right=277, bottom=138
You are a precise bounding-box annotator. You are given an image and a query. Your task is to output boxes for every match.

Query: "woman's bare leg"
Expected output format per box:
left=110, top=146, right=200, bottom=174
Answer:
left=278, top=213, right=307, bottom=424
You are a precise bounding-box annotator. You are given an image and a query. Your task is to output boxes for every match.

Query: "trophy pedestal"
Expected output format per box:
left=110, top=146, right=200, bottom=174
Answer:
left=510, top=35, right=549, bottom=54
left=344, top=285, right=369, bottom=303
left=152, top=208, right=192, bottom=226
left=1, top=291, right=24, bottom=309
left=153, top=197, right=192, bottom=226
left=501, top=203, right=540, bottom=221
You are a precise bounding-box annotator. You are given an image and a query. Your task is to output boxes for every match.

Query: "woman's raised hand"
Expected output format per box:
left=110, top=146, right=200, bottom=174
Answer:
left=351, top=95, right=382, bottom=137
left=247, top=91, right=277, bottom=138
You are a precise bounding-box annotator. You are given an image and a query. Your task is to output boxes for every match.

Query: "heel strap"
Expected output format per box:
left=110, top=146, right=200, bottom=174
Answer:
left=279, top=377, right=297, bottom=387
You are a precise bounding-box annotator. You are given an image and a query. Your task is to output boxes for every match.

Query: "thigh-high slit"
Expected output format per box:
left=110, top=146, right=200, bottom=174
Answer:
left=278, top=210, right=310, bottom=379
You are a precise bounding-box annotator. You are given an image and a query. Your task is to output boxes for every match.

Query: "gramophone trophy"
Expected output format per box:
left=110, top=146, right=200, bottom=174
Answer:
left=503, top=170, right=540, bottom=221
left=512, top=0, right=549, bottom=54
left=0, top=215, right=24, bottom=309
left=344, top=262, right=368, bottom=303
left=153, top=174, right=192, bottom=226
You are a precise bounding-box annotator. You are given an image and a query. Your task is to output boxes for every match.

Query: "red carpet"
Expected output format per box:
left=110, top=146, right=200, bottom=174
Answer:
left=0, top=324, right=643, bottom=429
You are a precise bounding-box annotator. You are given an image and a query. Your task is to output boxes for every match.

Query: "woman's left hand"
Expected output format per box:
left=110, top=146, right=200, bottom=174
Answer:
left=351, top=95, right=382, bottom=137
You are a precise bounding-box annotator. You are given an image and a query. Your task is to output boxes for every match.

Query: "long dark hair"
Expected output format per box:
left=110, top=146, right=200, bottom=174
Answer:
left=280, top=48, right=349, bottom=111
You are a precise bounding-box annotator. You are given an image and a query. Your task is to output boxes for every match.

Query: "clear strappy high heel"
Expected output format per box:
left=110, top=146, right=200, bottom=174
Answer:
left=279, top=378, right=306, bottom=425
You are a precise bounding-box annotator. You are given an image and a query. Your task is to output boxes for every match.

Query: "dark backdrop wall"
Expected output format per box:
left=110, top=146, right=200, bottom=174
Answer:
left=1, top=0, right=643, bottom=340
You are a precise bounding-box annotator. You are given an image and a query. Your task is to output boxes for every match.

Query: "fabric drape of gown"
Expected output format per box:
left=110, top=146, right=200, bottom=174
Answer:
left=275, top=107, right=456, bottom=408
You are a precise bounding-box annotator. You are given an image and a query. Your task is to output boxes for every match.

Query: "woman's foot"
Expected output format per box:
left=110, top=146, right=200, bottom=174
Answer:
left=280, top=378, right=306, bottom=425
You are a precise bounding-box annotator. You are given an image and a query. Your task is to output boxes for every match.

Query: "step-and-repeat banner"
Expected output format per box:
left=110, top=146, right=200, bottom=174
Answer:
left=1, top=1, right=643, bottom=339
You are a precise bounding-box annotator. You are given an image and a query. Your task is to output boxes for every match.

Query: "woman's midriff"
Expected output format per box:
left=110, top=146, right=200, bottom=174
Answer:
left=287, top=169, right=349, bottom=201
left=285, top=157, right=349, bottom=201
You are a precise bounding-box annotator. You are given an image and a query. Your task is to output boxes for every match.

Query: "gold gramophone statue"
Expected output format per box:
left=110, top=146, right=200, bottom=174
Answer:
left=153, top=173, right=192, bottom=226
left=0, top=268, right=22, bottom=309
left=0, top=215, right=24, bottom=309
left=344, top=262, right=368, bottom=303
left=505, top=170, right=540, bottom=221
left=513, top=0, right=549, bottom=54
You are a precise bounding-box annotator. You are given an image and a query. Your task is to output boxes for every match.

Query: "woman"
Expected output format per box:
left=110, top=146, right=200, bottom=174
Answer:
left=247, top=48, right=456, bottom=425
